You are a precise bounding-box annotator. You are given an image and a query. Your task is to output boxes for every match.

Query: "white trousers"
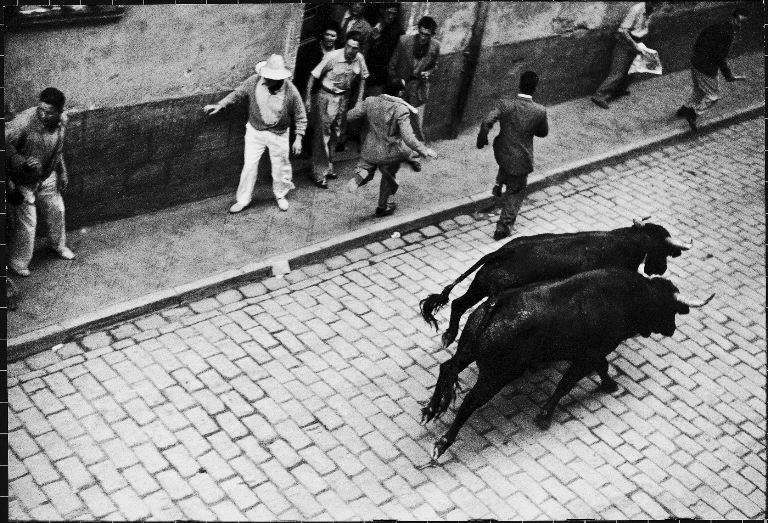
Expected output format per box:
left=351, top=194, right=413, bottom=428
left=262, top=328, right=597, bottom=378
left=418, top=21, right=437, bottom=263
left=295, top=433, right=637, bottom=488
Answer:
left=9, top=174, right=67, bottom=271
left=236, top=123, right=295, bottom=205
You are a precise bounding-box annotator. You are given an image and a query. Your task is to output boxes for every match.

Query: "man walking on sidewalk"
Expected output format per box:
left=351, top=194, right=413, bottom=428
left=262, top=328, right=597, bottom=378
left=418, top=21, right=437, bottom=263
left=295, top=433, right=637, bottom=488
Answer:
left=677, top=8, right=748, bottom=132
left=477, top=71, right=549, bottom=241
left=6, top=87, right=76, bottom=277
left=204, top=55, right=306, bottom=213
left=345, top=78, right=436, bottom=217
left=591, top=2, right=659, bottom=109
left=306, top=31, right=369, bottom=189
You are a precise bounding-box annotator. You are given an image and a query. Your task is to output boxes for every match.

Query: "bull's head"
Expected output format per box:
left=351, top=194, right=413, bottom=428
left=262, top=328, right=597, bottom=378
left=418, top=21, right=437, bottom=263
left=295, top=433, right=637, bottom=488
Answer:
left=642, top=277, right=713, bottom=336
left=632, top=221, right=692, bottom=276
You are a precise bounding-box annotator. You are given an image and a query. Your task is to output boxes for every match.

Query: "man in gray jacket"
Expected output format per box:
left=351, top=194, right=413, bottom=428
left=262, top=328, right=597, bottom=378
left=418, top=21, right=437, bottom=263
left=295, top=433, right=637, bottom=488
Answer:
left=477, top=71, right=549, bottom=240
left=345, top=78, right=436, bottom=217
left=204, top=54, right=307, bottom=212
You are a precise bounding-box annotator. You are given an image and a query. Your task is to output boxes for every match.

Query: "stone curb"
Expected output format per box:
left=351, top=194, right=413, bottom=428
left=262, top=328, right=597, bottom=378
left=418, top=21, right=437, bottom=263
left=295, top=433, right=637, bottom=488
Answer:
left=7, top=102, right=763, bottom=362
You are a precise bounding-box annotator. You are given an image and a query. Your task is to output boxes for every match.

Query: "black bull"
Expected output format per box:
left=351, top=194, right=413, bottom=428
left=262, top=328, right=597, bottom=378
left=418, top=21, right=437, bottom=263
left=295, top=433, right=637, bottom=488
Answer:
left=420, top=222, right=692, bottom=349
left=425, top=268, right=713, bottom=461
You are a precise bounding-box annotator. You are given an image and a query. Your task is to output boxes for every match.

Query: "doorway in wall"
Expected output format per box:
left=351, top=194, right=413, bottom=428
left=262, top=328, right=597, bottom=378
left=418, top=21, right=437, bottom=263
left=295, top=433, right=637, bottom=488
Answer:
left=293, top=3, right=404, bottom=159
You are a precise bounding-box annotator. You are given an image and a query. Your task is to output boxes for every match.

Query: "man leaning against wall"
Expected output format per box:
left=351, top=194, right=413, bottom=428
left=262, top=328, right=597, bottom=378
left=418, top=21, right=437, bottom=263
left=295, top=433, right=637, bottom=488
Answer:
left=6, top=87, right=76, bottom=277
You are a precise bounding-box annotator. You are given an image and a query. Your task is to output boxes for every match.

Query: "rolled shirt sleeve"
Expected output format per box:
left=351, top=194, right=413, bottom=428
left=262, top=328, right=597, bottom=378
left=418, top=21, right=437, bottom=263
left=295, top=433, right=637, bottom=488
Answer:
left=311, top=53, right=332, bottom=80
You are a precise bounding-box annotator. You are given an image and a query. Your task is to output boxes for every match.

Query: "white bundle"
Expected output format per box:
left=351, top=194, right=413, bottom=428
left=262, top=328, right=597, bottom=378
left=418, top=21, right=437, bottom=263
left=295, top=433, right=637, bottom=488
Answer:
left=629, top=43, right=662, bottom=75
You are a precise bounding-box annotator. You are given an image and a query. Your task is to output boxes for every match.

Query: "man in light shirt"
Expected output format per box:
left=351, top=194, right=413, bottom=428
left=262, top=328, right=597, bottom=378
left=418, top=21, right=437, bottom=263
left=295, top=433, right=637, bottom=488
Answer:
left=591, top=2, right=659, bottom=109
left=306, top=31, right=369, bottom=189
left=204, top=54, right=306, bottom=213
left=6, top=87, right=75, bottom=277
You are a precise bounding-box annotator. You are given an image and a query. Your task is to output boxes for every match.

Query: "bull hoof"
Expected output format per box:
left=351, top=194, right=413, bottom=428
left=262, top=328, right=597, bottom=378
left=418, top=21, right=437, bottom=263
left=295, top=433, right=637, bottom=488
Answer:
left=421, top=405, right=435, bottom=425
left=534, top=413, right=552, bottom=430
left=432, top=437, right=449, bottom=461
left=599, top=378, right=619, bottom=393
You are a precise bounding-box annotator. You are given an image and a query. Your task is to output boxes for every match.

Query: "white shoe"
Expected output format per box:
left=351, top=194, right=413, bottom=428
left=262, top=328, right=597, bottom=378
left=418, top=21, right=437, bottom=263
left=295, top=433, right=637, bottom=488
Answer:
left=229, top=202, right=247, bottom=214
left=55, top=247, right=76, bottom=260
left=8, top=262, right=30, bottom=277
left=345, top=178, right=360, bottom=193
left=276, top=197, right=289, bottom=211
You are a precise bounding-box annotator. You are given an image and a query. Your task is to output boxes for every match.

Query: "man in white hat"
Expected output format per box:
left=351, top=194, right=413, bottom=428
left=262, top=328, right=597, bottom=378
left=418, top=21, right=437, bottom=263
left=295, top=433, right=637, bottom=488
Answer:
left=204, top=54, right=307, bottom=212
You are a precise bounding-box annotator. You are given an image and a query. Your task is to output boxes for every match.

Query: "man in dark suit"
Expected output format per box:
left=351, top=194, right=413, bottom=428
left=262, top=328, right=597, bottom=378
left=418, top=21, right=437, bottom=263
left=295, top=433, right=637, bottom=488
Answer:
left=676, top=8, right=748, bottom=132
left=477, top=71, right=549, bottom=240
left=388, top=16, right=440, bottom=172
left=365, top=5, right=404, bottom=98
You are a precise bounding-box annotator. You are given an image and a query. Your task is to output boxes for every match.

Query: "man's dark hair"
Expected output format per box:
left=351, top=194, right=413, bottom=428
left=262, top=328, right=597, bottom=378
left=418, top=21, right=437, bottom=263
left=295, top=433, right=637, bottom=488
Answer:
left=321, top=21, right=341, bottom=37
left=732, top=8, right=747, bottom=18
left=417, top=16, right=437, bottom=34
left=345, top=30, right=362, bottom=44
left=384, top=77, right=405, bottom=96
left=40, top=87, right=65, bottom=113
left=519, top=71, right=539, bottom=95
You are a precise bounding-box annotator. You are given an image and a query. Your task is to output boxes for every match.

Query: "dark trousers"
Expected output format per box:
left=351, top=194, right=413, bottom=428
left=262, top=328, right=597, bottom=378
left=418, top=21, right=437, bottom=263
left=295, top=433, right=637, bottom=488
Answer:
left=496, top=173, right=528, bottom=234
left=355, top=159, right=400, bottom=208
left=593, top=39, right=638, bottom=102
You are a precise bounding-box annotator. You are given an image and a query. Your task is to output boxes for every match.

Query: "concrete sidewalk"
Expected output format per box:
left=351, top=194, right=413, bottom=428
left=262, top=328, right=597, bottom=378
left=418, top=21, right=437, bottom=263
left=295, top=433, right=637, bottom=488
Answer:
left=8, top=52, right=763, bottom=356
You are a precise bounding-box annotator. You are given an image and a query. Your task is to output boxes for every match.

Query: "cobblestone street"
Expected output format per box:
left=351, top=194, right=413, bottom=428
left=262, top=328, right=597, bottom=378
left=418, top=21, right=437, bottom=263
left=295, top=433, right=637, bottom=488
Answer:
left=8, top=119, right=765, bottom=520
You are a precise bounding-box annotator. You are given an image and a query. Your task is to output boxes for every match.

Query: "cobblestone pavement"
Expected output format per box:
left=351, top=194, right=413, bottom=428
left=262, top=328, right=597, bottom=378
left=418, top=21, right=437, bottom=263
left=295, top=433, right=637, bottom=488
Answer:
left=8, top=119, right=765, bottom=520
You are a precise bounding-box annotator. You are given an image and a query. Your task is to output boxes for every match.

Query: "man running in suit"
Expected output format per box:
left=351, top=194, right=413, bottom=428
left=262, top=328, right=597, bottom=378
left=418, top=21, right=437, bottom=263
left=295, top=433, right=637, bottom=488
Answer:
left=477, top=71, right=549, bottom=240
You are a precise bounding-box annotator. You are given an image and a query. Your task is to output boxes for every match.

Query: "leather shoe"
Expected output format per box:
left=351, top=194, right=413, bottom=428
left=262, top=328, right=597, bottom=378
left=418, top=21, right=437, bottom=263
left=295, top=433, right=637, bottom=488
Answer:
left=312, top=178, right=328, bottom=189
left=685, top=111, right=698, bottom=133
left=591, top=97, right=609, bottom=109
left=409, top=160, right=422, bottom=172
left=325, top=171, right=338, bottom=180
left=491, top=184, right=503, bottom=197
left=493, top=229, right=510, bottom=241
left=676, top=105, right=689, bottom=118
left=375, top=202, right=397, bottom=217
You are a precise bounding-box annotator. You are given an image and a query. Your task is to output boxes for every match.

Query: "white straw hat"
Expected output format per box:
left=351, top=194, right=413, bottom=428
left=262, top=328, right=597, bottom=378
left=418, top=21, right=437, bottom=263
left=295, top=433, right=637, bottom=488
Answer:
left=256, top=54, right=292, bottom=80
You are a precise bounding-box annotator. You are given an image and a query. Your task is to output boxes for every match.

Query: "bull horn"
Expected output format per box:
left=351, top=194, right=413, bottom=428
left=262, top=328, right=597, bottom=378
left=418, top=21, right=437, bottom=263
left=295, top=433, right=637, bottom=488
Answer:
left=632, top=216, right=652, bottom=227
left=666, top=237, right=693, bottom=250
left=674, top=292, right=715, bottom=308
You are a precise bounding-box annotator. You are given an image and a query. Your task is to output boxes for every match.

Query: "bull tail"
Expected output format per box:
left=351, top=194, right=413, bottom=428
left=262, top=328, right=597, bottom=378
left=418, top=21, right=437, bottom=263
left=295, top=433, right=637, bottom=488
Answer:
left=419, top=285, right=455, bottom=330
left=420, top=245, right=514, bottom=330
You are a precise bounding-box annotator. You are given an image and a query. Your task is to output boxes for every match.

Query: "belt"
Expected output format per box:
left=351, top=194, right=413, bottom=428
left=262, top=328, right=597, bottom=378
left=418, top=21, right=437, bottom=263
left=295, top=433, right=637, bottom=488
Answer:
left=321, top=85, right=345, bottom=95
